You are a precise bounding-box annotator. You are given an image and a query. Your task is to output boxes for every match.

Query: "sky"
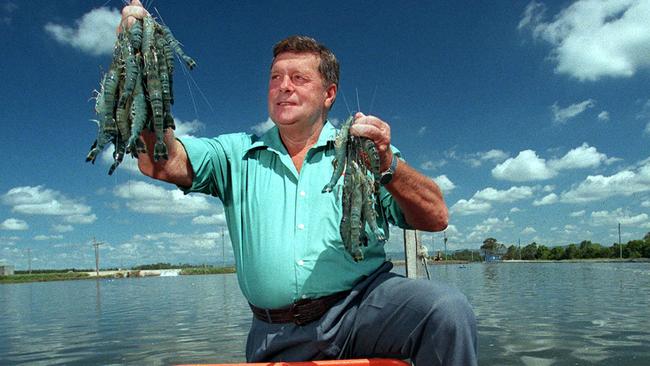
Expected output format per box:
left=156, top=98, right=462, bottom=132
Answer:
left=1, top=0, right=650, bottom=269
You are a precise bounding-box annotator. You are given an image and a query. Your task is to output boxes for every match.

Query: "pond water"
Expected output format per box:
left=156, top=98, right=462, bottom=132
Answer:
left=1, top=262, right=648, bottom=365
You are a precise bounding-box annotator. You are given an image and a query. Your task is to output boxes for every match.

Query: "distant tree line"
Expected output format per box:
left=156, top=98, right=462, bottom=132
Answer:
left=478, top=232, right=650, bottom=261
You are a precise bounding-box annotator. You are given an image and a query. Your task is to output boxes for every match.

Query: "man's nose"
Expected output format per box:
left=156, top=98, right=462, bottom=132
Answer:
left=279, top=75, right=293, bottom=92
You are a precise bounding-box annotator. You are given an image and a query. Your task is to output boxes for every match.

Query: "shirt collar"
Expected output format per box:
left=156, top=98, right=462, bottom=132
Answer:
left=245, top=120, right=338, bottom=154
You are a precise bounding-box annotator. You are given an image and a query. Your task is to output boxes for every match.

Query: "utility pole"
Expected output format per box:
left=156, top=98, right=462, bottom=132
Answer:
left=443, top=231, right=448, bottom=261
left=92, top=238, right=104, bottom=277
left=618, top=223, right=622, bottom=259
left=518, top=238, right=522, bottom=260
left=221, top=227, right=226, bottom=267
left=28, top=248, right=32, bottom=274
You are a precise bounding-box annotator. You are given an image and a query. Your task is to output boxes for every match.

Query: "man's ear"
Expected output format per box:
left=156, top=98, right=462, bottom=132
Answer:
left=324, top=83, right=337, bottom=109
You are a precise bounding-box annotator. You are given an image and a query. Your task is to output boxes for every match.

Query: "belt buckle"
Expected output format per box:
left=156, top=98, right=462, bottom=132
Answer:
left=290, top=299, right=311, bottom=326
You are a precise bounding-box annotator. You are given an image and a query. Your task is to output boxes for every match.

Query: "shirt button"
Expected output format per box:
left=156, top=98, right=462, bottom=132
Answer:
left=300, top=191, right=306, bottom=197
left=298, top=259, right=305, bottom=266
left=297, top=223, right=305, bottom=230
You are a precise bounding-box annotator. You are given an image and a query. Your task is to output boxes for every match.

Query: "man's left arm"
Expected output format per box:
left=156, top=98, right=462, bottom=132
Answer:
left=350, top=112, right=448, bottom=232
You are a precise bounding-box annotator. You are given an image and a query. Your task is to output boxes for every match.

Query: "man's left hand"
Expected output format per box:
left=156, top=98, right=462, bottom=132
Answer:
left=349, top=112, right=393, bottom=172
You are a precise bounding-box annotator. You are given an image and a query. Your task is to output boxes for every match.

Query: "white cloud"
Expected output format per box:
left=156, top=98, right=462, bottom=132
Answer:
left=417, top=126, right=427, bottom=136
left=467, top=217, right=514, bottom=242
left=473, top=186, right=534, bottom=203
left=510, top=207, right=521, bottom=213
left=52, top=224, right=74, bottom=233
left=450, top=199, right=491, bottom=216
left=34, top=235, right=63, bottom=241
left=1, top=186, right=93, bottom=219
left=598, top=111, right=610, bottom=121
left=533, top=193, right=558, bottom=206
left=113, top=180, right=214, bottom=215
left=561, top=160, right=650, bottom=203
left=492, top=150, right=556, bottom=181
left=0, top=218, right=28, bottom=231
left=645, top=122, right=650, bottom=136
left=493, top=144, right=615, bottom=182
left=63, top=214, right=97, bottom=224
left=433, top=175, right=456, bottom=193
left=548, top=142, right=616, bottom=170
left=520, top=0, right=650, bottom=81
left=570, top=210, right=586, bottom=217
left=44, top=7, right=121, bottom=56
left=521, top=227, right=537, bottom=235
left=251, top=118, right=275, bottom=136
left=464, top=149, right=509, bottom=167
left=551, top=99, right=595, bottom=123
left=192, top=213, right=226, bottom=225
left=420, top=160, right=447, bottom=171
left=542, top=185, right=555, bottom=192
left=590, top=208, right=649, bottom=227
left=175, top=119, right=205, bottom=138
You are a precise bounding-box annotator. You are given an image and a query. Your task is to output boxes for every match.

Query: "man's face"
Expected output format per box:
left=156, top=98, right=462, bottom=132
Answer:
left=268, top=52, right=336, bottom=128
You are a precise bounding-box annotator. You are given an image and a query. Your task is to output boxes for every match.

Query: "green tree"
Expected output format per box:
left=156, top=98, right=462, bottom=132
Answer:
left=564, top=244, right=578, bottom=259
left=536, top=244, right=551, bottom=260
left=521, top=242, right=538, bottom=260
left=549, top=246, right=565, bottom=260
left=504, top=245, right=520, bottom=260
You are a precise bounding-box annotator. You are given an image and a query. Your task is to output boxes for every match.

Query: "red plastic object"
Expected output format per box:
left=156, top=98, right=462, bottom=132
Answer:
left=177, top=359, right=410, bottom=366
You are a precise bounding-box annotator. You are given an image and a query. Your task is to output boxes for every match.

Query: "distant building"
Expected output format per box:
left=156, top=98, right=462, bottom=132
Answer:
left=0, top=265, right=15, bottom=276
left=484, top=254, right=502, bottom=263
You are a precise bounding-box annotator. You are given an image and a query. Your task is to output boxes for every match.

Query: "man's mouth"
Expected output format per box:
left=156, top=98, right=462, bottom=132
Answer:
left=277, top=101, right=296, bottom=106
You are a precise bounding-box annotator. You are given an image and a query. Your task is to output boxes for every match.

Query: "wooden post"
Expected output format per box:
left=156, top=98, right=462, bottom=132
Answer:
left=404, top=229, right=426, bottom=279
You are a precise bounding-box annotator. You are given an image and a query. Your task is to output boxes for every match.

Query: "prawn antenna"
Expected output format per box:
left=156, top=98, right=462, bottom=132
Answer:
left=341, top=90, right=353, bottom=117
left=356, top=87, right=361, bottom=114
left=368, top=84, right=378, bottom=115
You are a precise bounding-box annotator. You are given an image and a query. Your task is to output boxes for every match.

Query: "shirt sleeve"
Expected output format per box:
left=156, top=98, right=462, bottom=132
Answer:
left=176, top=136, right=232, bottom=199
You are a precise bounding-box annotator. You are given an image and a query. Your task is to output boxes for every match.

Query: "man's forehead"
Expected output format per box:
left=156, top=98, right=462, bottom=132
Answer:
left=271, top=52, right=320, bottom=70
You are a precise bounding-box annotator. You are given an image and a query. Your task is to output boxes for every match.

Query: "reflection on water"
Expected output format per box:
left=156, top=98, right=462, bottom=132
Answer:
left=0, top=274, right=250, bottom=365
left=0, top=263, right=648, bottom=365
left=424, top=262, right=650, bottom=366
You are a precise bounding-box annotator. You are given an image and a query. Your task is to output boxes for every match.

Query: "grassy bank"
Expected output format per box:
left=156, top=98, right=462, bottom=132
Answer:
left=180, top=266, right=236, bottom=275
left=0, top=272, right=91, bottom=284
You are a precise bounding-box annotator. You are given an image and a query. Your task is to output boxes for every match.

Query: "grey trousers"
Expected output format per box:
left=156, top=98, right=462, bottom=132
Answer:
left=245, top=262, right=478, bottom=366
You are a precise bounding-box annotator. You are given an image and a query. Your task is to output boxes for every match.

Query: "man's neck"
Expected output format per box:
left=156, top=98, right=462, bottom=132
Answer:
left=278, top=120, right=326, bottom=173
left=278, top=120, right=325, bottom=157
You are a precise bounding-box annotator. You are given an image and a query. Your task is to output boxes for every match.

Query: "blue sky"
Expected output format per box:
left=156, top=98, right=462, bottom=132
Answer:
left=1, top=0, right=650, bottom=269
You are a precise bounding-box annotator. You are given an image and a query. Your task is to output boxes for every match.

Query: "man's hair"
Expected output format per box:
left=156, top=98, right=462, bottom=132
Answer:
left=272, top=35, right=340, bottom=89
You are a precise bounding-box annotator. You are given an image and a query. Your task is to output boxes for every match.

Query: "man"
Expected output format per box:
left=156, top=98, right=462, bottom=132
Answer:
left=121, top=2, right=477, bottom=364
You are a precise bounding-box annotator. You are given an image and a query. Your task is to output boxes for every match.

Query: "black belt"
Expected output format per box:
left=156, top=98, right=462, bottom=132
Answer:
left=249, top=290, right=350, bottom=326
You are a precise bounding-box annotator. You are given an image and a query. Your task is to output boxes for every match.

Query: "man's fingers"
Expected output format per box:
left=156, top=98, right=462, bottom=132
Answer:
left=122, top=5, right=148, bottom=20
left=118, top=3, right=149, bottom=34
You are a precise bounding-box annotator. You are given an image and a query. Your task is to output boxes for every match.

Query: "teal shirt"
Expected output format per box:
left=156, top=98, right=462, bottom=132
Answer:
left=179, top=121, right=411, bottom=309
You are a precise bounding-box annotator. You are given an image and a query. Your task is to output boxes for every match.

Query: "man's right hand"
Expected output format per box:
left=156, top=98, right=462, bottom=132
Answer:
left=117, top=0, right=149, bottom=34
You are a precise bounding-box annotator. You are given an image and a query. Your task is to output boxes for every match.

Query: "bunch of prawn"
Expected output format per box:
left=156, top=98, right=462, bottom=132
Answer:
left=322, top=116, right=387, bottom=261
left=85, top=14, right=195, bottom=175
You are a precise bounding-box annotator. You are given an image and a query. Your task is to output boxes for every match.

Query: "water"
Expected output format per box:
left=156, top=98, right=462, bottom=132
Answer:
left=0, top=262, right=648, bottom=365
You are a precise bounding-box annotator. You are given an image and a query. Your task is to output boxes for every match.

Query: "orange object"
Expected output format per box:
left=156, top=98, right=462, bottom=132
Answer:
left=178, top=358, right=410, bottom=366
